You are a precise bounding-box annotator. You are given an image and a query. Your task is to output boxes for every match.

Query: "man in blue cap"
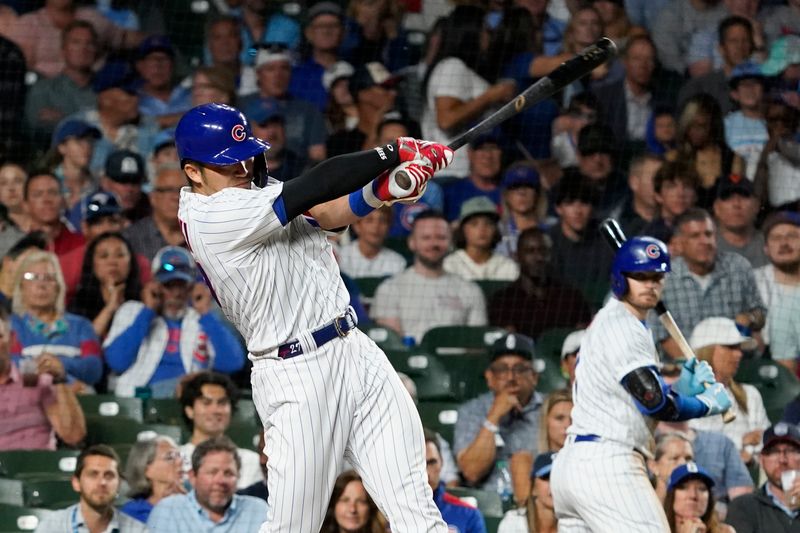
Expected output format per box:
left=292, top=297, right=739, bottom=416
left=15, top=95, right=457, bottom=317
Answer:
left=247, top=99, right=306, bottom=182
left=725, top=61, right=768, bottom=180
left=134, top=35, right=191, bottom=128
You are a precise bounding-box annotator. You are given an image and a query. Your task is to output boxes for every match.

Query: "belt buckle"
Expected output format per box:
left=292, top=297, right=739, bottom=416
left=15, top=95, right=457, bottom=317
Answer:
left=333, top=311, right=354, bottom=338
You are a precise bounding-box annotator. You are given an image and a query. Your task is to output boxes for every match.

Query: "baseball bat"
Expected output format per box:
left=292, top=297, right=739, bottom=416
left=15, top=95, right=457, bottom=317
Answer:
left=598, top=218, right=735, bottom=423
left=394, top=37, right=618, bottom=190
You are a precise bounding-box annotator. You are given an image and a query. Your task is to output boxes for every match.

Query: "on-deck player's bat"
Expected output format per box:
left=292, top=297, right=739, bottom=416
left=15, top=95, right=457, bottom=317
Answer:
left=599, top=218, right=736, bottom=423
left=393, top=37, right=618, bottom=191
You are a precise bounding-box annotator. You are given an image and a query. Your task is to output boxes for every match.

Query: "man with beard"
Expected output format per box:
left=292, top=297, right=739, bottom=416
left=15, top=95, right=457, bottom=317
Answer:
left=35, top=445, right=147, bottom=532
left=371, top=210, right=487, bottom=344
left=148, top=436, right=267, bottom=531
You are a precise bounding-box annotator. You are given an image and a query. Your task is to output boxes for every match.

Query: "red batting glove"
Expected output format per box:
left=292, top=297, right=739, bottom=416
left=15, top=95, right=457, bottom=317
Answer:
left=370, top=160, right=434, bottom=205
left=397, top=137, right=454, bottom=173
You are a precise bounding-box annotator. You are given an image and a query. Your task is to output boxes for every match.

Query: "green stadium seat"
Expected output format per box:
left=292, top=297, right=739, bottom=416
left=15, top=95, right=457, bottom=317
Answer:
left=444, top=355, right=490, bottom=401
left=77, top=395, right=144, bottom=422
left=536, top=358, right=568, bottom=395
left=353, top=276, right=389, bottom=299
left=0, top=504, right=54, bottom=532
left=420, top=326, right=507, bottom=357
left=366, top=326, right=409, bottom=352
left=386, top=350, right=454, bottom=401
left=475, top=280, right=512, bottom=302
left=0, top=450, right=79, bottom=481
left=86, top=417, right=184, bottom=446
left=418, top=401, right=461, bottom=445
left=0, top=478, right=77, bottom=509
left=576, top=279, right=610, bottom=312
left=227, top=421, right=263, bottom=452
left=536, top=328, right=576, bottom=362
left=383, top=237, right=413, bottom=263
left=144, top=398, right=184, bottom=426
left=232, top=399, right=259, bottom=426
left=445, top=487, right=504, bottom=518
left=735, top=357, right=800, bottom=423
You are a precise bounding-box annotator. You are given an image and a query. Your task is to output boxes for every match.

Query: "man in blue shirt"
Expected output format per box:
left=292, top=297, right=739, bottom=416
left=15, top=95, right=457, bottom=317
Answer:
left=148, top=435, right=268, bottom=532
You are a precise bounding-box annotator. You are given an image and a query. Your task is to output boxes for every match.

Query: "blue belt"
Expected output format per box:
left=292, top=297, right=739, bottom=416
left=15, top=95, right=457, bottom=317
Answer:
left=575, top=434, right=600, bottom=442
left=277, top=307, right=357, bottom=359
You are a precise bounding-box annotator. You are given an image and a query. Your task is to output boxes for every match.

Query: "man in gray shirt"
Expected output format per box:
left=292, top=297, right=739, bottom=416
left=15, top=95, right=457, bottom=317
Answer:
left=713, top=174, right=767, bottom=268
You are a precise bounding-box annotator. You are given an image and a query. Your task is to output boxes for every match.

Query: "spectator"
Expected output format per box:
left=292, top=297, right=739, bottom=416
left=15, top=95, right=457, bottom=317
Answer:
left=425, top=428, right=487, bottom=533
left=612, top=153, right=662, bottom=237
left=371, top=210, right=487, bottom=343
left=237, top=430, right=268, bottom=501
left=68, top=231, right=143, bottom=339
left=0, top=233, right=48, bottom=311
left=442, top=134, right=504, bottom=222
left=35, top=445, right=147, bottom=533
left=455, top=333, right=543, bottom=502
left=653, top=208, right=765, bottom=360
left=121, top=436, right=186, bottom=523
left=240, top=43, right=327, bottom=164
left=190, top=66, right=237, bottom=107
left=590, top=0, right=646, bottom=49
left=322, top=61, right=357, bottom=133
left=104, top=247, right=244, bottom=397
left=665, top=462, right=735, bottom=533
left=0, top=36, right=25, bottom=163
left=44, top=119, right=101, bottom=213
left=646, top=107, right=679, bottom=158
left=724, top=62, right=768, bottom=180
left=204, top=16, right=255, bottom=97
left=247, top=100, right=307, bottom=182
left=25, top=172, right=85, bottom=258
left=649, top=432, right=695, bottom=502
left=326, top=61, right=400, bottom=157
left=513, top=0, right=567, bottom=56
left=290, top=2, right=345, bottom=112
left=548, top=172, right=615, bottom=293
left=444, top=196, right=519, bottom=281
left=122, top=163, right=186, bottom=261
left=497, top=452, right=558, bottom=533
left=652, top=0, right=728, bottom=74
left=640, top=160, right=698, bottom=245
left=713, top=173, right=766, bottom=268
left=496, top=163, right=543, bottom=258
left=319, top=470, right=388, bottom=533
left=9, top=250, right=103, bottom=388
left=754, top=98, right=800, bottom=210
left=236, top=0, right=301, bottom=63
left=489, top=227, right=592, bottom=338
left=421, top=5, right=516, bottom=178
left=726, top=423, right=800, bottom=532
left=762, top=0, right=800, bottom=45
left=0, top=161, right=31, bottom=232
left=23, top=20, right=98, bottom=148
left=134, top=35, right=192, bottom=129
left=341, top=0, right=411, bottom=72
left=569, top=124, right=627, bottom=219
left=679, top=16, right=756, bottom=114
left=147, top=435, right=267, bottom=531
left=537, top=389, right=572, bottom=453
left=0, top=311, right=85, bottom=450
left=560, top=329, right=585, bottom=387
left=338, top=206, right=406, bottom=279
left=688, top=317, right=769, bottom=465
left=176, top=372, right=262, bottom=489
left=550, top=92, right=599, bottom=169
left=754, top=212, right=800, bottom=373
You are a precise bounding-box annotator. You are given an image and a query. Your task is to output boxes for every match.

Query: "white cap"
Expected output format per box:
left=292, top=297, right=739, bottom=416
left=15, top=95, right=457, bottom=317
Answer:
left=255, top=46, right=293, bottom=69
left=689, top=317, right=757, bottom=351
left=322, top=61, right=354, bottom=92
left=561, top=329, right=586, bottom=360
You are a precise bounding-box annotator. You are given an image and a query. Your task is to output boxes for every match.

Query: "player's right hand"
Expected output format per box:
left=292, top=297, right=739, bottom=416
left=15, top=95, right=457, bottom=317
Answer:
left=396, top=137, right=454, bottom=173
left=673, top=360, right=716, bottom=397
left=696, top=382, right=733, bottom=416
left=370, top=160, right=434, bottom=205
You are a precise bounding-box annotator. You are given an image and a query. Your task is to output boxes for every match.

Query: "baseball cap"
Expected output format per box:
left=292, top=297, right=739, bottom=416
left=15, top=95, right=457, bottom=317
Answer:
left=502, top=164, right=540, bottom=190
left=306, top=1, right=343, bottom=23
left=458, top=196, right=499, bottom=225
left=667, top=462, right=715, bottom=492
left=255, top=43, right=293, bottom=69
left=137, top=35, right=175, bottom=60
left=105, top=150, right=146, bottom=184
left=561, top=329, right=586, bottom=360
left=322, top=61, right=355, bottom=92
left=762, top=210, right=800, bottom=240
left=92, top=61, right=137, bottom=94
left=349, top=62, right=402, bottom=96
left=51, top=119, right=101, bottom=148
left=531, top=452, right=556, bottom=479
left=689, top=317, right=757, bottom=352
left=729, top=61, right=765, bottom=88
left=152, top=246, right=196, bottom=284
left=491, top=332, right=536, bottom=362
left=715, top=173, right=754, bottom=200
left=84, top=191, right=122, bottom=224
left=246, top=98, right=285, bottom=125
left=469, top=132, right=501, bottom=150
left=763, top=422, right=800, bottom=451
left=762, top=35, right=800, bottom=76
left=153, top=128, right=176, bottom=154
left=577, top=124, right=615, bottom=156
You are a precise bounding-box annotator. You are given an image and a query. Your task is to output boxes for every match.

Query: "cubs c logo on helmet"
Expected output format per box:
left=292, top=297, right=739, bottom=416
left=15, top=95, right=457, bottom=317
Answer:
left=645, top=244, right=661, bottom=259
left=231, top=124, right=246, bottom=142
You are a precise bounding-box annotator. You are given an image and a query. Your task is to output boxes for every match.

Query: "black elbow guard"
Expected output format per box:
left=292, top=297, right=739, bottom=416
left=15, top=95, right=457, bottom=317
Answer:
left=621, top=366, right=679, bottom=420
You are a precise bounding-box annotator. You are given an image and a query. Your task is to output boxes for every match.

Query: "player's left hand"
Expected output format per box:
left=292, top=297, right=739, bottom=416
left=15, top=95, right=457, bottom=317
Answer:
left=396, top=137, right=454, bottom=173
left=370, top=160, right=434, bottom=205
left=673, top=359, right=716, bottom=397
left=190, top=284, right=213, bottom=315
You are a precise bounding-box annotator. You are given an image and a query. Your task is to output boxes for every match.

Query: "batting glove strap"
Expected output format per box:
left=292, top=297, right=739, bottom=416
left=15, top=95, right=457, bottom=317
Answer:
left=348, top=181, right=385, bottom=217
left=696, top=383, right=733, bottom=416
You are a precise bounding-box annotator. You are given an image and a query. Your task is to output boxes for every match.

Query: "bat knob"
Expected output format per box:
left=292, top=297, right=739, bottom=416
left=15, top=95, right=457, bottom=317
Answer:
left=395, top=171, right=412, bottom=190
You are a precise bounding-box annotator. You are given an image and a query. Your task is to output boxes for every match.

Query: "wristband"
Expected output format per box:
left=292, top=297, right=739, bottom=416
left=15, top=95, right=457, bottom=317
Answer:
left=348, top=182, right=383, bottom=217
left=483, top=419, right=499, bottom=434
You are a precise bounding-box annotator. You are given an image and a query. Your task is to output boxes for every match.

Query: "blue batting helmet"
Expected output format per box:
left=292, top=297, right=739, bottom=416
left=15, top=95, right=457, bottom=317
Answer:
left=175, top=103, right=270, bottom=166
left=610, top=236, right=670, bottom=298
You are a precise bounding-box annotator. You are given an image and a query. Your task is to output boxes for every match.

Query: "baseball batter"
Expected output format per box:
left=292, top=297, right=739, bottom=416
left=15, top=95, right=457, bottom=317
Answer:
left=550, top=236, right=732, bottom=532
left=174, top=103, right=452, bottom=532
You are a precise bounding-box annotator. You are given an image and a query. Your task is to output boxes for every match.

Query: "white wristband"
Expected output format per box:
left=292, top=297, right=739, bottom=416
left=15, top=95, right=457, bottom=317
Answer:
left=483, top=419, right=499, bottom=434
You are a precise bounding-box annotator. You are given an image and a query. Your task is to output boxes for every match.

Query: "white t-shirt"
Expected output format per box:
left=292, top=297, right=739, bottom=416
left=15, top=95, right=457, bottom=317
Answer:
left=442, top=249, right=519, bottom=281
left=338, top=241, right=407, bottom=278
left=688, top=383, right=770, bottom=452
left=724, top=111, right=768, bottom=180
left=180, top=441, right=263, bottom=489
left=767, top=151, right=800, bottom=207
left=421, top=57, right=490, bottom=178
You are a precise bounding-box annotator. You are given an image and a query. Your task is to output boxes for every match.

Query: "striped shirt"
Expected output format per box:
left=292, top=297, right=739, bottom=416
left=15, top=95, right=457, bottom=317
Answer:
left=0, top=364, right=56, bottom=450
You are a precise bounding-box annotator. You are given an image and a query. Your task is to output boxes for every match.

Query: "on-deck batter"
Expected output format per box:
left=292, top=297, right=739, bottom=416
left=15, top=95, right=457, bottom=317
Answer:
left=174, top=103, right=453, bottom=533
left=550, top=236, right=732, bottom=532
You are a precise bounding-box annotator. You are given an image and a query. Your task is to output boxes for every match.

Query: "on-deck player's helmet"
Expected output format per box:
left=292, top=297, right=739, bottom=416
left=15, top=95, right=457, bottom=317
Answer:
left=175, top=103, right=271, bottom=185
left=610, top=236, right=670, bottom=298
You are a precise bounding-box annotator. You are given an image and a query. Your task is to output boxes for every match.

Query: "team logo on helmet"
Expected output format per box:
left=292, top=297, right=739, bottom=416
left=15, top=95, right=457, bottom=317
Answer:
left=645, top=243, right=661, bottom=259
left=231, top=124, right=246, bottom=142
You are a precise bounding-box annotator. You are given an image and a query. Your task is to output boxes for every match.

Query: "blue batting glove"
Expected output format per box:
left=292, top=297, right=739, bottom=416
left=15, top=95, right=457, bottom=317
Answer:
left=673, top=360, right=714, bottom=397
left=696, top=382, right=733, bottom=416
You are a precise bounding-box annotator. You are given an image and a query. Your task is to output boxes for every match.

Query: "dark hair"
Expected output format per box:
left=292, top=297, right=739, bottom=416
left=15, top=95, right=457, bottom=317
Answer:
left=553, top=170, right=595, bottom=206
left=6, top=231, right=48, bottom=260
left=623, top=34, right=657, bottom=58
left=23, top=172, right=59, bottom=200
left=664, top=478, right=721, bottom=532
left=68, top=232, right=141, bottom=321
left=674, top=207, right=713, bottom=233
left=191, top=435, right=241, bottom=474
left=180, top=371, right=239, bottom=431
left=653, top=160, right=699, bottom=193
left=566, top=91, right=599, bottom=114
left=75, top=444, right=121, bottom=478
left=718, top=15, right=753, bottom=47
left=320, top=470, right=385, bottom=533
left=62, top=20, right=98, bottom=47
left=423, top=427, right=441, bottom=455
left=410, top=209, right=448, bottom=231
left=482, top=6, right=536, bottom=82
left=453, top=213, right=501, bottom=250
left=677, top=93, right=726, bottom=151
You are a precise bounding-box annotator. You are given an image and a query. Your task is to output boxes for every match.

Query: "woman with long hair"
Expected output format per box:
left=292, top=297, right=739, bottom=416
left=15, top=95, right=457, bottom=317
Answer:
left=664, top=462, right=734, bottom=533
left=498, top=452, right=558, bottom=533
left=320, top=470, right=387, bottom=533
left=0, top=162, right=32, bottom=232
left=68, top=232, right=141, bottom=338
left=537, top=389, right=573, bottom=453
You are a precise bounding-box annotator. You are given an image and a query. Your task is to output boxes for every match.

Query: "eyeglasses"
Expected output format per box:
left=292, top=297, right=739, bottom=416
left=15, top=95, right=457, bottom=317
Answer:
left=157, top=450, right=182, bottom=462
left=762, top=446, right=800, bottom=459
left=22, top=272, right=58, bottom=283
left=490, top=363, right=534, bottom=376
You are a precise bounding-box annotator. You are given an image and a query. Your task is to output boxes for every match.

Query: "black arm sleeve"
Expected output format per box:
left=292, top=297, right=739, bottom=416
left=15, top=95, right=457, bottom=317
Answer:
left=281, top=143, right=400, bottom=221
left=621, top=366, right=680, bottom=421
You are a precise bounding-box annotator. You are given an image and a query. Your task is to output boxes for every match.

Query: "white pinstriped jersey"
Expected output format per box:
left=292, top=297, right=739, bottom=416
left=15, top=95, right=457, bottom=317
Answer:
left=177, top=180, right=350, bottom=356
left=568, top=298, right=660, bottom=451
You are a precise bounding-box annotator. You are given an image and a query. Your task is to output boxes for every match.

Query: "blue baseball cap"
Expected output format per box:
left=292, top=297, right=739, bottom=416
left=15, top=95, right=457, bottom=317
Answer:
left=729, top=61, right=765, bottom=88
left=84, top=191, right=122, bottom=223
left=152, top=246, right=196, bottom=284
left=93, top=61, right=137, bottom=94
left=502, top=165, right=540, bottom=190
left=51, top=119, right=101, bottom=148
left=153, top=128, right=176, bottom=154
left=137, top=35, right=175, bottom=60
left=531, top=452, right=555, bottom=479
left=667, top=462, right=715, bottom=492
left=246, top=98, right=284, bottom=125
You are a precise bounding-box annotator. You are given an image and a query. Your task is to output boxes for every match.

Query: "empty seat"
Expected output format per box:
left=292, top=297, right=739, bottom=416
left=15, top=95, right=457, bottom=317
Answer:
left=77, top=395, right=143, bottom=423
left=420, top=326, right=507, bottom=357
left=0, top=450, right=79, bottom=480
left=0, top=504, right=53, bottom=532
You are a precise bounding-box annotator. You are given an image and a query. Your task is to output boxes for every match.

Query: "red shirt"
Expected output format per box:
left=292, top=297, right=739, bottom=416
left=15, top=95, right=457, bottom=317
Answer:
left=51, top=223, right=85, bottom=258
left=0, top=363, right=56, bottom=450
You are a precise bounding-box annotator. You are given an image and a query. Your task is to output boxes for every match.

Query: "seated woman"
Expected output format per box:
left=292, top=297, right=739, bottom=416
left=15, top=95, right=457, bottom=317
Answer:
left=538, top=389, right=573, bottom=453
left=498, top=452, right=558, bottom=533
left=665, top=462, right=735, bottom=533
left=648, top=431, right=695, bottom=502
left=121, top=435, right=185, bottom=523
left=9, top=250, right=103, bottom=389
left=320, top=470, right=387, bottom=533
